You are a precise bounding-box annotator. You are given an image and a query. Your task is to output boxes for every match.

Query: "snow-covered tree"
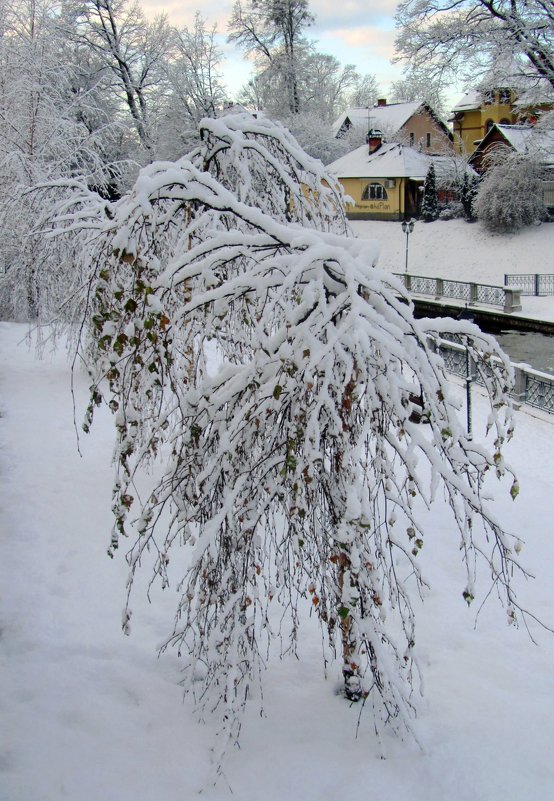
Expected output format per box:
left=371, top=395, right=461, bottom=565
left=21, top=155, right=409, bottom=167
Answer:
left=475, top=148, right=546, bottom=231
left=0, top=0, right=114, bottom=319
left=347, top=72, right=381, bottom=109
left=275, top=111, right=348, bottom=163
left=394, top=0, right=554, bottom=92
left=157, top=13, right=228, bottom=159
left=389, top=67, right=447, bottom=118
left=64, top=0, right=172, bottom=156
left=50, top=114, right=527, bottom=765
left=460, top=171, right=480, bottom=221
left=228, top=0, right=314, bottom=114
left=421, top=163, right=439, bottom=221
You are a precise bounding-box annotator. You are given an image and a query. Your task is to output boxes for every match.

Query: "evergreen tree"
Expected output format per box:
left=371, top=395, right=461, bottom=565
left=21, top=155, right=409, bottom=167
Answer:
left=460, top=172, right=479, bottom=222
left=421, top=163, right=439, bottom=221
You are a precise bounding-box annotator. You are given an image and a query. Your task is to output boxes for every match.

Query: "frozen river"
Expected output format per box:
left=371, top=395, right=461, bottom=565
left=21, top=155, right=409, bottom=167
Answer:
left=490, top=330, right=554, bottom=375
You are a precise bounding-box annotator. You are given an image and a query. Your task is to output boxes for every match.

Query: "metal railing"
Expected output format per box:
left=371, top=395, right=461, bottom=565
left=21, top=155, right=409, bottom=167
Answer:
left=437, top=337, right=554, bottom=415
left=504, top=273, right=554, bottom=296
left=396, top=273, right=522, bottom=313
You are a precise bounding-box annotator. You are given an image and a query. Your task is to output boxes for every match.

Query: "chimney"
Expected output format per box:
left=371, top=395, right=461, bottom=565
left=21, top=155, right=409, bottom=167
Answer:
left=367, top=128, right=384, bottom=154
left=377, top=98, right=387, bottom=107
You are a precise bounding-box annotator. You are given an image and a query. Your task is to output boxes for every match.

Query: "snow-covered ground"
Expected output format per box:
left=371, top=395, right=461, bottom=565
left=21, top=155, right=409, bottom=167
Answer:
left=2, top=290, right=554, bottom=798
left=2, top=219, right=554, bottom=800
left=352, top=218, right=554, bottom=322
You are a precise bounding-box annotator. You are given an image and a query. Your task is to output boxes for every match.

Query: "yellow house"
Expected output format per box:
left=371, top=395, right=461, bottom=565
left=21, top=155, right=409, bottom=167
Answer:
left=450, top=89, right=518, bottom=155
left=450, top=87, right=554, bottom=156
left=327, top=138, right=471, bottom=221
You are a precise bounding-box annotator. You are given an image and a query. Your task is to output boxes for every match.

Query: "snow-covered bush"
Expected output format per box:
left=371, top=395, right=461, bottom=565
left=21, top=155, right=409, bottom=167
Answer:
left=475, top=150, right=546, bottom=232
left=438, top=201, right=464, bottom=220
left=49, top=113, right=526, bottom=765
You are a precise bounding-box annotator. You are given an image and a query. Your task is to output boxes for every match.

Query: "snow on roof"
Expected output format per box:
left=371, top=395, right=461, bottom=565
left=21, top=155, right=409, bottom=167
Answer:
left=332, top=102, right=422, bottom=138
left=451, top=90, right=482, bottom=113
left=497, top=124, right=535, bottom=152
left=327, top=142, right=474, bottom=184
left=495, top=124, right=554, bottom=165
left=327, top=143, right=428, bottom=179
left=452, top=82, right=554, bottom=114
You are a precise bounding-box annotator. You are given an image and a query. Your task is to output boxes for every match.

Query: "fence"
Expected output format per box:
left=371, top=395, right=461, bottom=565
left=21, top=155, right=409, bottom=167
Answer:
left=395, top=273, right=522, bottom=313
left=542, top=181, right=554, bottom=209
left=504, top=273, right=554, bottom=296
left=437, top=336, right=554, bottom=415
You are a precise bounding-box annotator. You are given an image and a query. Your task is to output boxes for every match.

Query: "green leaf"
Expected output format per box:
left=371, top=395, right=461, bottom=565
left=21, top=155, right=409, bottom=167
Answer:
left=338, top=605, right=350, bottom=620
left=273, top=385, right=283, bottom=399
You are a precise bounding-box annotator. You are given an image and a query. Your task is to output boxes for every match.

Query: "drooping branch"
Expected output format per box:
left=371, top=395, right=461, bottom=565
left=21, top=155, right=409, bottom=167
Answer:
left=47, top=114, right=531, bottom=764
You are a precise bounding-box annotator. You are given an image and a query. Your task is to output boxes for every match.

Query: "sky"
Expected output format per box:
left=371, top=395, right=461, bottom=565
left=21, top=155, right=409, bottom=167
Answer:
left=141, top=0, right=419, bottom=108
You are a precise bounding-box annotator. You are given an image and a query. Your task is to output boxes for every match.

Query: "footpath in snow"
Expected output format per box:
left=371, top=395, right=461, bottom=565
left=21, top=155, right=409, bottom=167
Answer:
left=352, top=218, right=554, bottom=323
left=1, top=319, right=554, bottom=801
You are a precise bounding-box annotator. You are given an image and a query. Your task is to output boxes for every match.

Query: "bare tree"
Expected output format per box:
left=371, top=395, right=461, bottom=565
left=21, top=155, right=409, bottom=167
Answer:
left=64, top=0, right=172, bottom=154
left=228, top=0, right=314, bottom=114
left=0, top=0, right=111, bottom=319
left=395, top=0, right=554, bottom=92
left=157, top=12, right=228, bottom=159
left=347, top=72, right=381, bottom=109
left=389, top=67, right=447, bottom=118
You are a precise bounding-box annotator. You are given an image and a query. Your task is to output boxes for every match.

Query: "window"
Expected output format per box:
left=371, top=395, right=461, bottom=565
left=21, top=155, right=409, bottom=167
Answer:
left=409, top=132, right=415, bottom=146
left=498, top=88, right=511, bottom=105
left=483, top=90, right=495, bottom=105
left=426, top=132, right=431, bottom=148
left=485, top=118, right=495, bottom=133
left=362, top=183, right=388, bottom=201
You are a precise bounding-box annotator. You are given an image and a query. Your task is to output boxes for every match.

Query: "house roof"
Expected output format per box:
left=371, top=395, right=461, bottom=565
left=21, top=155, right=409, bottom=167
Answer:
left=452, top=83, right=554, bottom=115
left=470, top=124, right=554, bottom=167
left=327, top=142, right=473, bottom=184
left=331, top=102, right=422, bottom=138
left=451, top=90, right=482, bottom=113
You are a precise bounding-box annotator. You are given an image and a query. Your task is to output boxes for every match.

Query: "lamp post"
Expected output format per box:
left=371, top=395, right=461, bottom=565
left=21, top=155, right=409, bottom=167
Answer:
left=401, top=218, right=415, bottom=274
left=458, top=305, right=475, bottom=438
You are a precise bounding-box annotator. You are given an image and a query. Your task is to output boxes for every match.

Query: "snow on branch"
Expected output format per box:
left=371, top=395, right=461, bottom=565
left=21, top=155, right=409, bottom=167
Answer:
left=51, top=113, right=528, bottom=765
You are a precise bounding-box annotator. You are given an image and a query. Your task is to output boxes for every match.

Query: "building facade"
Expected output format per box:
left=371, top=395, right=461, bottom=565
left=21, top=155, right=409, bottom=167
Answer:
left=333, top=99, right=453, bottom=155
left=451, top=88, right=553, bottom=155
left=327, top=138, right=472, bottom=221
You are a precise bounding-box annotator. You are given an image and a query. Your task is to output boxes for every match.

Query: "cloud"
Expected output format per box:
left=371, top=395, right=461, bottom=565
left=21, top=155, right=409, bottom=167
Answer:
left=141, top=0, right=233, bottom=29
left=311, top=0, right=400, bottom=30
left=325, top=26, right=397, bottom=60
left=140, top=0, right=401, bottom=34
left=139, top=0, right=403, bottom=97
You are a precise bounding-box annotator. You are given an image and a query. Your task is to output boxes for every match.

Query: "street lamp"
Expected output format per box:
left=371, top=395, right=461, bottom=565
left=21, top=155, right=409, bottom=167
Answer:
left=401, top=218, right=415, bottom=274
